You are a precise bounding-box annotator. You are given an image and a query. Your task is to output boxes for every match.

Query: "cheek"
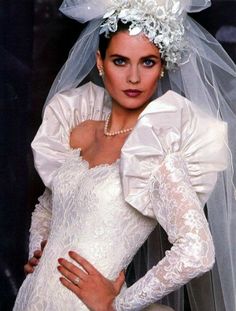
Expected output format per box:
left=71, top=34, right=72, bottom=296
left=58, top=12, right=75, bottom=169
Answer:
left=142, top=71, right=160, bottom=91
left=104, top=66, right=123, bottom=82
left=103, top=67, right=124, bottom=93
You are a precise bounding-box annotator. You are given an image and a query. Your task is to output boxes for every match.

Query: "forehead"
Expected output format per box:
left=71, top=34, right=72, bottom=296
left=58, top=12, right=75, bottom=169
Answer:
left=106, top=31, right=160, bottom=57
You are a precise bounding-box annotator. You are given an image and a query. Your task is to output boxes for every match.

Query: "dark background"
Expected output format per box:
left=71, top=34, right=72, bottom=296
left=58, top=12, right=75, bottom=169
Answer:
left=0, top=1, right=235, bottom=310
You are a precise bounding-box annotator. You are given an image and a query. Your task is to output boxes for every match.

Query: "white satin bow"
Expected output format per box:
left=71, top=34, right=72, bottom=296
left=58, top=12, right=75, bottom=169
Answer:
left=120, top=90, right=227, bottom=215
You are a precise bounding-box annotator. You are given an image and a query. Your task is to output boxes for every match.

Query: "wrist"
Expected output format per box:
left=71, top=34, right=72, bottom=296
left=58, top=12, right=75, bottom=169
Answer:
left=106, top=297, right=116, bottom=311
left=94, top=297, right=116, bottom=311
left=107, top=304, right=115, bottom=311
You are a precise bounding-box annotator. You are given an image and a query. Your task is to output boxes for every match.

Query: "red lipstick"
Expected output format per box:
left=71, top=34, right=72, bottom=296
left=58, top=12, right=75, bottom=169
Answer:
left=123, top=89, right=142, bottom=97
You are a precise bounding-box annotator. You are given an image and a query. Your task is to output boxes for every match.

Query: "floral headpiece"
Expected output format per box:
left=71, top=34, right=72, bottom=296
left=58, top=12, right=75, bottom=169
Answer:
left=100, top=0, right=188, bottom=69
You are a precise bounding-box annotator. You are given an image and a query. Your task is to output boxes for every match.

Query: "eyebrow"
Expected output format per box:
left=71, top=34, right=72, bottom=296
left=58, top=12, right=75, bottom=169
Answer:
left=109, top=54, right=160, bottom=60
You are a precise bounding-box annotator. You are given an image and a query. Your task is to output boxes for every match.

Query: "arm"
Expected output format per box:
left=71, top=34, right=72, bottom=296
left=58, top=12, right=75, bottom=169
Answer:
left=28, top=188, right=52, bottom=259
left=114, top=153, right=215, bottom=311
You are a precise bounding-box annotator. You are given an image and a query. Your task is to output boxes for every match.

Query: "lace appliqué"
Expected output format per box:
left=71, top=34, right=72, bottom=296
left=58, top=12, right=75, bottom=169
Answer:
left=114, top=153, right=215, bottom=311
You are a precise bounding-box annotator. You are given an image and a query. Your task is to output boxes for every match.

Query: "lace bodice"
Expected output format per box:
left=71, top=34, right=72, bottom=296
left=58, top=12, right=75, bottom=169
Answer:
left=14, top=151, right=156, bottom=311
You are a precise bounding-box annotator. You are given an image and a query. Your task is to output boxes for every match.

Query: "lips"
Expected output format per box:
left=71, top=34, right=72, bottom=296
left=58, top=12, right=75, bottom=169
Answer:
left=123, top=89, right=142, bottom=97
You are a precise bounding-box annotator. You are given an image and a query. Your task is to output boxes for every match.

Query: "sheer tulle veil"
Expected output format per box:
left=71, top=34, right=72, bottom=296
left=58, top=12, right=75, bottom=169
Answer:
left=43, top=1, right=236, bottom=310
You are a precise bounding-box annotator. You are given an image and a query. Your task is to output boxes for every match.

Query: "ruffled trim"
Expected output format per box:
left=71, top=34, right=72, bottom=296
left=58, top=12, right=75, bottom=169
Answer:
left=120, top=90, right=228, bottom=216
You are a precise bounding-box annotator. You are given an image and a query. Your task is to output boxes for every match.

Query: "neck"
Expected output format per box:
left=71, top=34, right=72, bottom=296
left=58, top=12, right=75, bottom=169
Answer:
left=109, top=101, right=145, bottom=132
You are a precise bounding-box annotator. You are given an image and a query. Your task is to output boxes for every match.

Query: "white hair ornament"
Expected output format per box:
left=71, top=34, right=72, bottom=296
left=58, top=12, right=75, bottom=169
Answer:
left=59, top=0, right=211, bottom=69
left=100, top=0, right=187, bottom=69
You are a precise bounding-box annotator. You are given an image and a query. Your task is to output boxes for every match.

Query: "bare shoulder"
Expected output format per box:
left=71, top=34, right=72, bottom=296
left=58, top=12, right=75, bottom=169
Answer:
left=70, top=120, right=102, bottom=149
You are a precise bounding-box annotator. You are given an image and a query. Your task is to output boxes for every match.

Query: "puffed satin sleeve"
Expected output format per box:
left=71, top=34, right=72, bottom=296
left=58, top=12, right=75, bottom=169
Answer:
left=31, top=82, right=110, bottom=189
left=114, top=91, right=228, bottom=311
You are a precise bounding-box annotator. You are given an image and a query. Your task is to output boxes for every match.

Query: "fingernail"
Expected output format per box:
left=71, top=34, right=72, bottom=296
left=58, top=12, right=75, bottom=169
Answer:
left=58, top=258, right=63, bottom=264
left=68, top=251, right=73, bottom=256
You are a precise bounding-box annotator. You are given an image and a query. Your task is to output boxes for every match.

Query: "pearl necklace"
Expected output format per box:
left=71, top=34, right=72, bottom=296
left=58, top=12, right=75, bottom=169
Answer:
left=104, top=114, right=133, bottom=137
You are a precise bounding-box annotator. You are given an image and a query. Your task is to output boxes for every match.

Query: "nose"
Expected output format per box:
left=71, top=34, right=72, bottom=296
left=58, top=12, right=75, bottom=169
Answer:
left=127, top=65, right=140, bottom=84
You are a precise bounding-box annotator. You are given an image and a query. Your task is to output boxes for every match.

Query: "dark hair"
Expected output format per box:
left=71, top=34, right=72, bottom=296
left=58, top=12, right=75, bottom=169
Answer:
left=99, top=21, right=131, bottom=60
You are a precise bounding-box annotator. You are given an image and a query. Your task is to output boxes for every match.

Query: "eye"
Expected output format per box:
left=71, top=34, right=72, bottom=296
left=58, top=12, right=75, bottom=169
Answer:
left=143, top=59, right=156, bottom=67
left=113, top=58, right=126, bottom=66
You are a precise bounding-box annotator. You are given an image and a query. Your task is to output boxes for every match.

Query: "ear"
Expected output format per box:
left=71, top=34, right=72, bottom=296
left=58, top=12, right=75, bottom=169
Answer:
left=96, top=51, right=104, bottom=71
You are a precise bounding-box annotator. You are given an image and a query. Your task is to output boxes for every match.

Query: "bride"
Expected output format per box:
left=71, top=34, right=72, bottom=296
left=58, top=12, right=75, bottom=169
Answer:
left=14, top=0, right=236, bottom=310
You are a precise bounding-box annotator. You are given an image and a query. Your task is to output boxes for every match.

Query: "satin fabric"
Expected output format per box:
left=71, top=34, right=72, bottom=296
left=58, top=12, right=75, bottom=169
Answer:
left=120, top=90, right=228, bottom=215
left=32, top=82, right=111, bottom=188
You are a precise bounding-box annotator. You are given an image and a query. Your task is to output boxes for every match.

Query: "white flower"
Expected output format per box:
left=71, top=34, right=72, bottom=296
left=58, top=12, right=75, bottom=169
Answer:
left=156, top=7, right=166, bottom=19
left=118, top=8, right=130, bottom=19
left=130, top=26, right=143, bottom=36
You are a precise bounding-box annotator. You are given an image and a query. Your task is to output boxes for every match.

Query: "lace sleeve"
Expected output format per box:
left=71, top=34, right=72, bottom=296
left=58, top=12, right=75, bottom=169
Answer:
left=114, top=153, right=215, bottom=311
left=28, top=188, right=52, bottom=258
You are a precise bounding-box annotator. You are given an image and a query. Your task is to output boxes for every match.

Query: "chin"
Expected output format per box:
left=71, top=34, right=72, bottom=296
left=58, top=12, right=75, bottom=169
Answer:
left=116, top=95, right=150, bottom=110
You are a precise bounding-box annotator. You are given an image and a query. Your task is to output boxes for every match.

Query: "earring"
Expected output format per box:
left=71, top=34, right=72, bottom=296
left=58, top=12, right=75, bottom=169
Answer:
left=98, top=67, right=104, bottom=77
left=160, top=69, right=165, bottom=78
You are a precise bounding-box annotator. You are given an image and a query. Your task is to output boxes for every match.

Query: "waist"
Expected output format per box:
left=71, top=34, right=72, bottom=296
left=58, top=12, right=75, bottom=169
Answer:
left=42, top=236, right=132, bottom=280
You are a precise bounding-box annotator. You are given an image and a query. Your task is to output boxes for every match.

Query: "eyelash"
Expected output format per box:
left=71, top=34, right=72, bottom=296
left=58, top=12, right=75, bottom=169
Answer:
left=112, top=58, right=156, bottom=67
left=143, top=59, right=156, bottom=67
left=113, top=58, right=126, bottom=66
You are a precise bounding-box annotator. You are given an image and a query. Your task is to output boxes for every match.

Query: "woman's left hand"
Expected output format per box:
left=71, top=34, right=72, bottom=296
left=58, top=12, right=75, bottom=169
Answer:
left=57, top=251, right=125, bottom=311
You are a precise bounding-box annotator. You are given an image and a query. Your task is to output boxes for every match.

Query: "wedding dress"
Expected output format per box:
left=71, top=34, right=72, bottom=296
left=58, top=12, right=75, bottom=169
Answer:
left=13, top=82, right=227, bottom=311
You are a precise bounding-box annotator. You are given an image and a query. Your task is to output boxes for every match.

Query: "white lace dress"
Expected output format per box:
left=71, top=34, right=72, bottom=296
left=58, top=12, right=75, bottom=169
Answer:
left=13, top=83, right=227, bottom=311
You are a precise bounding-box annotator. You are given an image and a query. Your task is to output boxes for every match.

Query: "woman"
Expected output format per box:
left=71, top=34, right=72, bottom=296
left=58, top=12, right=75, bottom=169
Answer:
left=14, top=0, right=236, bottom=310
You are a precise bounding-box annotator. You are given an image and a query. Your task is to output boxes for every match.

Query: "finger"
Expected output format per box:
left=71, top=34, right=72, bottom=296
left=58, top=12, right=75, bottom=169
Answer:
left=68, top=251, right=98, bottom=275
left=58, top=258, right=88, bottom=280
left=24, top=263, right=34, bottom=274
left=57, top=266, right=84, bottom=288
left=59, top=277, right=82, bottom=298
left=41, top=240, right=47, bottom=250
left=33, top=250, right=43, bottom=258
left=29, top=257, right=39, bottom=266
left=113, top=271, right=125, bottom=293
